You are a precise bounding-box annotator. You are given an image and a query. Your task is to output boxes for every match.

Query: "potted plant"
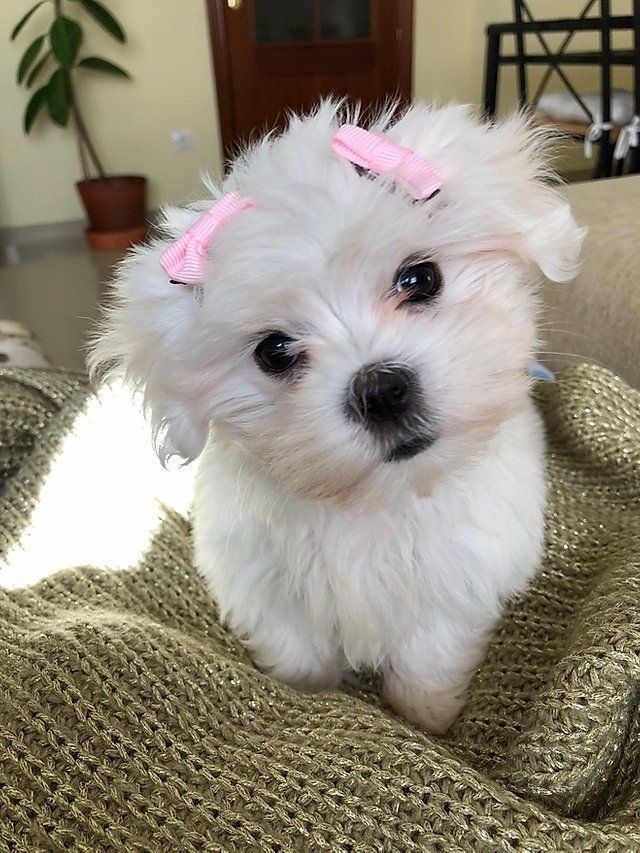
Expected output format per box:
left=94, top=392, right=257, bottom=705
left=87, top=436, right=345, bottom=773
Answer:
left=11, top=0, right=147, bottom=250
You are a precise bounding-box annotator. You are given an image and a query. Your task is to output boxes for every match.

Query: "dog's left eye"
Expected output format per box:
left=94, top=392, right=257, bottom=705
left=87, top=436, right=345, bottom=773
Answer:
left=394, top=260, right=442, bottom=305
left=254, top=332, right=299, bottom=376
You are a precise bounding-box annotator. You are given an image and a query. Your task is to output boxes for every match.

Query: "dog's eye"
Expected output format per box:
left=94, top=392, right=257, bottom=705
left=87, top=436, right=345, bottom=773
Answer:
left=255, top=332, right=299, bottom=375
left=394, top=261, right=442, bottom=305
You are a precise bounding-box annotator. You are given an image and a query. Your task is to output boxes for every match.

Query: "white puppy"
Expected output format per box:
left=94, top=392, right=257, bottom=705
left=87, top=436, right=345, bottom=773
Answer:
left=90, top=102, right=583, bottom=733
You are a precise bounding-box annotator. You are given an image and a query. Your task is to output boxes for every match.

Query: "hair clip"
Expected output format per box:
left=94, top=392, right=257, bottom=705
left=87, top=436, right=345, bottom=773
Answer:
left=331, top=124, right=442, bottom=200
left=161, top=193, right=256, bottom=286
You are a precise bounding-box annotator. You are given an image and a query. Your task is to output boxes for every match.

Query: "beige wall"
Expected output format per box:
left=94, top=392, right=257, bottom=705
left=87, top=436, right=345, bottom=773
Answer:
left=1, top=0, right=633, bottom=229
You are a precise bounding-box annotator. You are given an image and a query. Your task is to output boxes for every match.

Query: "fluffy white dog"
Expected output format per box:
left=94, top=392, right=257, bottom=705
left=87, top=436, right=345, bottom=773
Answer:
left=90, top=102, right=583, bottom=733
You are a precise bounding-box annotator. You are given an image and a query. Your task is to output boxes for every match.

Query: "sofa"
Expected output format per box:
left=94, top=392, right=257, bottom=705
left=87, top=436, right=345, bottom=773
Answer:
left=544, top=174, right=640, bottom=390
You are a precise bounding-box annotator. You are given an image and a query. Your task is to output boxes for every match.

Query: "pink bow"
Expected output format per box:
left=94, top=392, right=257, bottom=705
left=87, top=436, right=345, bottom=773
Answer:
left=161, top=192, right=255, bottom=285
left=331, top=124, right=442, bottom=200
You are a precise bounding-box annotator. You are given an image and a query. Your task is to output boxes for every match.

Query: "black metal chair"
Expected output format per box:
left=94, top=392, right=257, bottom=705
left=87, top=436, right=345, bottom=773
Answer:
left=483, top=1, right=640, bottom=178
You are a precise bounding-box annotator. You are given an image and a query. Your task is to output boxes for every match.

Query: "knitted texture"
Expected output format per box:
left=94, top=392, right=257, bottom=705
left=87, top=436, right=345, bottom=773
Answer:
left=0, top=365, right=639, bottom=851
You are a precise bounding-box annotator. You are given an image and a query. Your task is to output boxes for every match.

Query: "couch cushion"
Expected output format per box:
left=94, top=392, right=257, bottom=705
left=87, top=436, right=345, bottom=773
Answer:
left=543, top=175, right=640, bottom=390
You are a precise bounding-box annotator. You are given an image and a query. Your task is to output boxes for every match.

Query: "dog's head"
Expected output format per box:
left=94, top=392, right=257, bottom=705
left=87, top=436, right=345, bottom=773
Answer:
left=90, top=102, right=584, bottom=504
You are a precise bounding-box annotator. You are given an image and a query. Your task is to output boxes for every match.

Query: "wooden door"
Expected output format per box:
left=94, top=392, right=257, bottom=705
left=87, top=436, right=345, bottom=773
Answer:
left=206, top=0, right=413, bottom=159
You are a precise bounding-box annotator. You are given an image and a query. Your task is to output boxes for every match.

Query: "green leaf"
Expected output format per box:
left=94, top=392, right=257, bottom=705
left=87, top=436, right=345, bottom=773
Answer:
left=76, top=0, right=125, bottom=42
left=50, top=16, right=82, bottom=67
left=26, top=49, right=51, bottom=87
left=24, top=85, right=48, bottom=133
left=47, top=67, right=71, bottom=126
left=17, top=35, right=45, bottom=84
left=10, top=1, right=47, bottom=41
left=77, top=56, right=130, bottom=78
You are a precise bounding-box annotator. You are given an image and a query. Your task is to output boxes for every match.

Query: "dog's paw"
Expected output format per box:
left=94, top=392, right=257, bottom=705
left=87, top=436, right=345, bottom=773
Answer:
left=383, top=677, right=467, bottom=734
left=270, top=659, right=344, bottom=693
left=249, top=642, right=344, bottom=693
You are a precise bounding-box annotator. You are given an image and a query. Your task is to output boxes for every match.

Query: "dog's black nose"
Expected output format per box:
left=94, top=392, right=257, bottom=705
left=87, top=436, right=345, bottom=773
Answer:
left=347, top=363, right=416, bottom=426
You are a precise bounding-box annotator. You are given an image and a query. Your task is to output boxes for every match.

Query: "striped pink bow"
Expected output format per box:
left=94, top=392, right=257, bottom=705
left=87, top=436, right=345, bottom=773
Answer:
left=331, top=124, right=442, bottom=200
left=161, top=192, right=255, bottom=285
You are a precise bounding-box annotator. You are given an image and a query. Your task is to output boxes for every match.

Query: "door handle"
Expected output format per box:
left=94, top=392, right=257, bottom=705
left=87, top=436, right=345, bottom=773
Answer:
left=227, top=0, right=243, bottom=9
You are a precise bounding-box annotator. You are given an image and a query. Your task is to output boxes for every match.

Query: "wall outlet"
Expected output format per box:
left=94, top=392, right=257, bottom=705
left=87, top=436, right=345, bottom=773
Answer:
left=171, top=130, right=194, bottom=151
left=3, top=244, right=21, bottom=265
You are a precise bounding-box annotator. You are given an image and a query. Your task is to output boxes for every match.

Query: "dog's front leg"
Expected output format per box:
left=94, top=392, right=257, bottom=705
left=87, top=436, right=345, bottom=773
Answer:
left=382, top=617, right=494, bottom=734
left=240, top=593, right=344, bottom=692
left=195, top=485, right=344, bottom=692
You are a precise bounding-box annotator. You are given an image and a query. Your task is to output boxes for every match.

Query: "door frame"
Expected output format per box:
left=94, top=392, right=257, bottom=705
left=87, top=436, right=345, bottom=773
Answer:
left=205, top=0, right=414, bottom=161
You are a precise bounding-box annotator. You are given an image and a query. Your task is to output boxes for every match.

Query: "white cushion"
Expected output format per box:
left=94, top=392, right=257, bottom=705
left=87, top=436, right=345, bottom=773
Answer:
left=536, top=89, right=634, bottom=125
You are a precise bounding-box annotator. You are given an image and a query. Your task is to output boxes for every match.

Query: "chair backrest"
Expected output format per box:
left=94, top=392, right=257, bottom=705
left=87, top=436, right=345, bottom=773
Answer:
left=512, top=0, right=611, bottom=125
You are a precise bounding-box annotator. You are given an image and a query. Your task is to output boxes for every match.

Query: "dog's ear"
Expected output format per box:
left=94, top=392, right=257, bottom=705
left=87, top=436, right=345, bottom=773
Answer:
left=88, top=224, right=209, bottom=465
left=512, top=179, right=585, bottom=283
left=486, top=115, right=586, bottom=283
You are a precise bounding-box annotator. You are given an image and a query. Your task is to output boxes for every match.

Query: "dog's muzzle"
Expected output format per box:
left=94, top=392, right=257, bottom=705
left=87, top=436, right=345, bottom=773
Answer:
left=345, top=362, right=436, bottom=462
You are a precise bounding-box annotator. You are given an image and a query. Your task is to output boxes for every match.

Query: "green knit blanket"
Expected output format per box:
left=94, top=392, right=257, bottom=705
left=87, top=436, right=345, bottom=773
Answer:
left=0, top=365, right=639, bottom=851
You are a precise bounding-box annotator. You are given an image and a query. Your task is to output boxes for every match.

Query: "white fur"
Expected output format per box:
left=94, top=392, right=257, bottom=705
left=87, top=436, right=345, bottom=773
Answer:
left=89, top=102, right=584, bottom=733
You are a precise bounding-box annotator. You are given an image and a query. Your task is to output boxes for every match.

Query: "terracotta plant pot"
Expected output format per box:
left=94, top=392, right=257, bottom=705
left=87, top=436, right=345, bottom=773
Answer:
left=77, top=175, right=147, bottom=250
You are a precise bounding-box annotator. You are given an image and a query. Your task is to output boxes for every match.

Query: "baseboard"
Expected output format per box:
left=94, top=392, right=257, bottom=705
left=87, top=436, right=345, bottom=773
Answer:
left=0, top=218, right=86, bottom=266
left=0, top=212, right=159, bottom=266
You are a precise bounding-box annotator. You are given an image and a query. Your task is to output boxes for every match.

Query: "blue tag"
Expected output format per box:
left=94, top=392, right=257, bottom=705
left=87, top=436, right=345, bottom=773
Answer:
left=528, top=361, right=555, bottom=382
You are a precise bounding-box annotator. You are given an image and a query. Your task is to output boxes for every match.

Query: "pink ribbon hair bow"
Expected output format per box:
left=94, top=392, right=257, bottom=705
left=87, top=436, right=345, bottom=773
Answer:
left=161, top=192, right=256, bottom=285
left=331, top=124, right=442, bottom=200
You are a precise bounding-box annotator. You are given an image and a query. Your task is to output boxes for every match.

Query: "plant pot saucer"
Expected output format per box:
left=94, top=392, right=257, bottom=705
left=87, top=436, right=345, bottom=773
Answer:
left=86, top=224, right=147, bottom=251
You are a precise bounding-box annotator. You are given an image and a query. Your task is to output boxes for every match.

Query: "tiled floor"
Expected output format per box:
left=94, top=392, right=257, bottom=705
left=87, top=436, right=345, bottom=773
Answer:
left=0, top=238, right=122, bottom=371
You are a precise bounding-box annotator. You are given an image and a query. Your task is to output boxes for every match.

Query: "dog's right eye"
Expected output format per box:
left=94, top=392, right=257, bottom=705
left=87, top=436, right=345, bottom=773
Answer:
left=254, top=333, right=299, bottom=376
